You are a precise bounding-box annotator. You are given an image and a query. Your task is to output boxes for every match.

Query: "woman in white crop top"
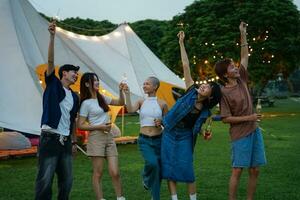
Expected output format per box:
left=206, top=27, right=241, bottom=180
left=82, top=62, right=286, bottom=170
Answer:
left=124, top=76, right=168, bottom=200
left=77, top=72, right=129, bottom=200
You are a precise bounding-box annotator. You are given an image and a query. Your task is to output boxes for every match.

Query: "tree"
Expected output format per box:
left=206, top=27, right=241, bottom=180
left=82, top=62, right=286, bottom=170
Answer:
left=130, top=19, right=168, bottom=58
left=159, top=0, right=300, bottom=87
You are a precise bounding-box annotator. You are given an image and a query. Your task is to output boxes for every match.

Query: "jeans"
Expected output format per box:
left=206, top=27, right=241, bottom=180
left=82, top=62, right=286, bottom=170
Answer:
left=35, top=132, right=73, bottom=200
left=138, top=134, right=162, bottom=200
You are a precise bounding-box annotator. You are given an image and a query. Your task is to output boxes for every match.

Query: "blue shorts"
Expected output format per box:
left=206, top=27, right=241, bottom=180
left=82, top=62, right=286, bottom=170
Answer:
left=231, top=128, right=267, bottom=168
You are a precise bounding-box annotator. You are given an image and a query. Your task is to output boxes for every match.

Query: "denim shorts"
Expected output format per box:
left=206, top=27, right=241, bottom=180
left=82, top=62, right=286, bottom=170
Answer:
left=231, top=128, right=267, bottom=168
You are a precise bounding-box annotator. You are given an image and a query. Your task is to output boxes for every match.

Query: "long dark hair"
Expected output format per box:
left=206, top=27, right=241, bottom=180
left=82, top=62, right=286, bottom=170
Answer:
left=80, top=72, right=110, bottom=112
left=202, top=82, right=222, bottom=109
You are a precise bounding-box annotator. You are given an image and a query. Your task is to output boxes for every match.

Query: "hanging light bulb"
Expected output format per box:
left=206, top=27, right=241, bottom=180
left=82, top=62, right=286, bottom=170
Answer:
left=113, top=32, right=121, bottom=37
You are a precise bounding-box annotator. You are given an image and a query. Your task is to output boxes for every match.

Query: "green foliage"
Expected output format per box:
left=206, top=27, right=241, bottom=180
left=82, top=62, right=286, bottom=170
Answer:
left=58, top=18, right=117, bottom=36
left=160, top=0, right=300, bottom=85
left=41, top=0, right=300, bottom=87
left=130, top=20, right=169, bottom=58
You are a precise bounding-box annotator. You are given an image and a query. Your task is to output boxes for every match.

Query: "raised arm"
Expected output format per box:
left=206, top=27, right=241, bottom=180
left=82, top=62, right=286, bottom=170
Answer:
left=47, top=21, right=56, bottom=76
left=121, top=85, right=142, bottom=113
left=178, top=31, right=194, bottom=89
left=110, top=82, right=126, bottom=106
left=239, top=21, right=249, bottom=69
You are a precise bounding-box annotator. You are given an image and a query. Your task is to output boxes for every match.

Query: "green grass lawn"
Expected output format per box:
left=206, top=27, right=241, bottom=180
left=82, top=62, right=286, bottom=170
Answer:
left=0, top=98, right=300, bottom=200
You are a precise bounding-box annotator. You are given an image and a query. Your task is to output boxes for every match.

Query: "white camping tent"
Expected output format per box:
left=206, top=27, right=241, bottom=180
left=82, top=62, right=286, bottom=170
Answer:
left=0, top=0, right=185, bottom=135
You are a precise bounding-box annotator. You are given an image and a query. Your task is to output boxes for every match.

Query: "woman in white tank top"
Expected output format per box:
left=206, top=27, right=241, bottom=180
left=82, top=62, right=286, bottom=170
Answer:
left=77, top=72, right=129, bottom=200
left=124, top=76, right=168, bottom=200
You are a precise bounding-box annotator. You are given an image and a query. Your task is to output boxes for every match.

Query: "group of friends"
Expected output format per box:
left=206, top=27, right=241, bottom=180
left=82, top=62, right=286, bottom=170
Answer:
left=34, top=21, right=266, bottom=200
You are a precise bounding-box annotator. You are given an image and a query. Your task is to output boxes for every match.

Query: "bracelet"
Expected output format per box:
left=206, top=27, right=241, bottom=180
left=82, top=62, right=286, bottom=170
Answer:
left=240, top=43, right=248, bottom=47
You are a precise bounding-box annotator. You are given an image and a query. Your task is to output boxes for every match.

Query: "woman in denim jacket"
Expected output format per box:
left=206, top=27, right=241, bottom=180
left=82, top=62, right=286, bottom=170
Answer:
left=161, top=31, right=221, bottom=200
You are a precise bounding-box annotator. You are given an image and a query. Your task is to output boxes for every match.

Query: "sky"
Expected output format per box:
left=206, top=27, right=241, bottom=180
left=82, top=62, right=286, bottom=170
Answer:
left=29, top=0, right=195, bottom=24
left=29, top=0, right=300, bottom=24
left=295, top=0, right=300, bottom=9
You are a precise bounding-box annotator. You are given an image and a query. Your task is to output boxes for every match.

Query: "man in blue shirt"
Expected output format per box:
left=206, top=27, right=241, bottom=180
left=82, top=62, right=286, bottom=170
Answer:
left=35, top=21, right=80, bottom=200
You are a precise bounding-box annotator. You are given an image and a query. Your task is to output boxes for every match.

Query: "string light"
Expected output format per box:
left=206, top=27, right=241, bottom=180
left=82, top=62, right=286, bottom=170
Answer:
left=177, top=22, right=184, bottom=28
left=204, top=60, right=208, bottom=64
left=67, top=32, right=76, bottom=38
left=56, top=27, right=62, bottom=32
left=103, top=35, right=110, bottom=40
left=113, top=31, right=121, bottom=37
left=91, top=36, right=100, bottom=41
left=79, top=35, right=88, bottom=40
left=125, top=26, right=132, bottom=32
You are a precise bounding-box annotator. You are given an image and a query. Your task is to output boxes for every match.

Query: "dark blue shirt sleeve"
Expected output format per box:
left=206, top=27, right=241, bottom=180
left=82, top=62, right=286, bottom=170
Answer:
left=44, top=70, right=59, bottom=85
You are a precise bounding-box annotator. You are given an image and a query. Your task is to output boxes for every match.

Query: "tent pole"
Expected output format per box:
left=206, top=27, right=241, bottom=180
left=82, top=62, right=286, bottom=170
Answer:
left=121, top=106, right=124, bottom=136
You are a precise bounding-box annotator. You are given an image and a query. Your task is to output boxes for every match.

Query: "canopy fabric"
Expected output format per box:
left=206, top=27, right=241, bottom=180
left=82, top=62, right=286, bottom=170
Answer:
left=0, top=0, right=185, bottom=135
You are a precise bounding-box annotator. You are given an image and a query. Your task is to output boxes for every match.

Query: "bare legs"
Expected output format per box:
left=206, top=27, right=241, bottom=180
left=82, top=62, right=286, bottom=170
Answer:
left=107, top=156, right=123, bottom=197
left=91, top=156, right=123, bottom=200
left=247, top=167, right=259, bottom=200
left=229, top=167, right=260, bottom=200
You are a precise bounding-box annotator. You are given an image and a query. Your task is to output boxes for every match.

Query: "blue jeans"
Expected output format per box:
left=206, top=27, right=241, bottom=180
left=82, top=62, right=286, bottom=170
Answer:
left=138, top=134, right=162, bottom=200
left=35, top=132, right=73, bottom=200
